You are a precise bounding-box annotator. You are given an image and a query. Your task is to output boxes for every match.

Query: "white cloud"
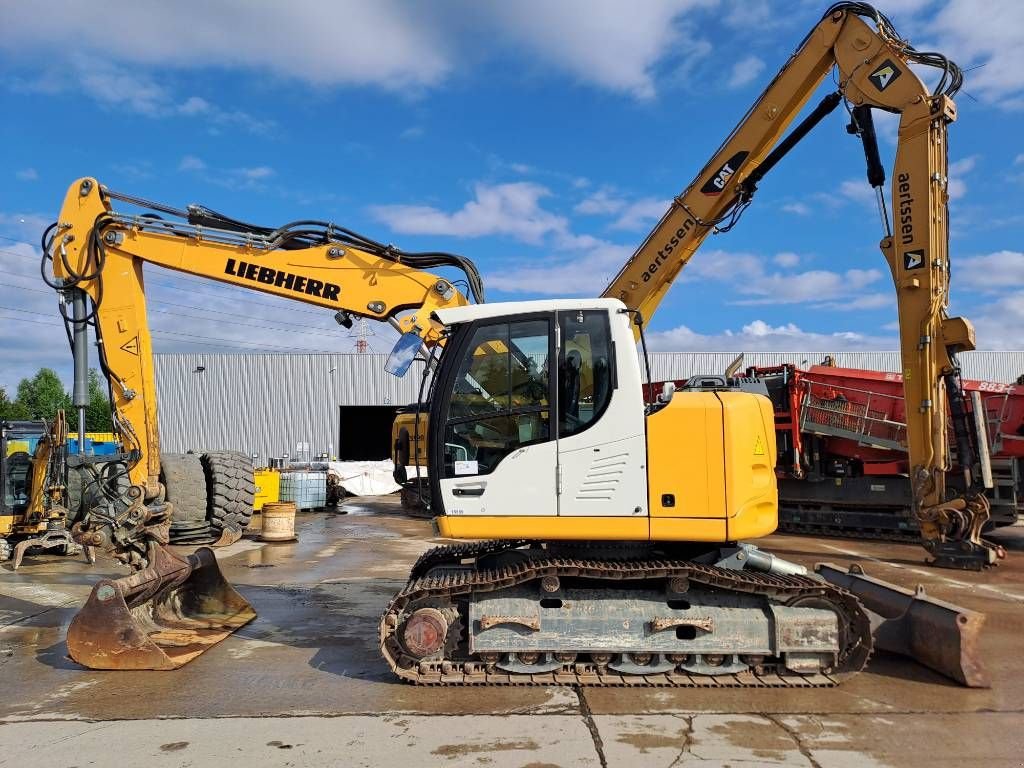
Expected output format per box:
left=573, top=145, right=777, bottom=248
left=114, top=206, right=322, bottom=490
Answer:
left=370, top=182, right=568, bottom=244
left=873, top=0, right=934, bottom=14
left=177, top=159, right=275, bottom=188
left=727, top=55, right=765, bottom=89
left=487, top=240, right=631, bottom=296
left=1, top=3, right=450, bottom=91
left=1016, top=154, right=1024, bottom=166
left=0, top=212, right=52, bottom=240
left=839, top=178, right=877, bottom=207
left=575, top=188, right=625, bottom=216
left=0, top=227, right=379, bottom=390
left=835, top=156, right=975, bottom=206
left=178, top=155, right=206, bottom=172
left=773, top=251, right=800, bottom=267
left=646, top=319, right=894, bottom=352
left=400, top=126, right=424, bottom=140
left=12, top=60, right=275, bottom=132
left=574, top=189, right=669, bottom=230
left=1, top=0, right=719, bottom=103
left=0, top=240, right=73, bottom=393
left=15, top=168, right=37, bottom=181
left=812, top=293, right=893, bottom=312
left=781, top=202, right=810, bottom=216
left=484, top=0, right=715, bottom=99
left=969, top=290, right=1024, bottom=349
left=237, top=166, right=274, bottom=181
left=929, top=0, right=1024, bottom=108
left=722, top=0, right=773, bottom=29
left=733, top=268, right=882, bottom=305
left=947, top=155, right=977, bottom=200
left=956, top=250, right=1024, bottom=291
left=683, top=249, right=882, bottom=305
left=611, top=198, right=670, bottom=231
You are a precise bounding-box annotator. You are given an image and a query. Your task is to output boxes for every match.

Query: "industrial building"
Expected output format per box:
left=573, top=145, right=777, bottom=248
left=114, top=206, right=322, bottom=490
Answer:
left=154, top=350, right=1024, bottom=463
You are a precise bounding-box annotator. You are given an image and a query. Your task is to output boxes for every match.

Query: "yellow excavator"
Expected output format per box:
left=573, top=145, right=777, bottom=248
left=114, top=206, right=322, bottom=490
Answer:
left=0, top=412, right=95, bottom=568
left=42, top=3, right=992, bottom=686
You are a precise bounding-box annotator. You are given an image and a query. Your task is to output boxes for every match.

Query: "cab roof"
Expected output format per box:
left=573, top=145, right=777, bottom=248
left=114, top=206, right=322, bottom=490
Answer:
left=433, top=298, right=626, bottom=327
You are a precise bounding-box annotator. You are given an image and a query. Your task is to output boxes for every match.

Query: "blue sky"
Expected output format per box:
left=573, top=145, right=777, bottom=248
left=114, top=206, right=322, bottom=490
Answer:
left=1, top=0, right=1022, bottom=392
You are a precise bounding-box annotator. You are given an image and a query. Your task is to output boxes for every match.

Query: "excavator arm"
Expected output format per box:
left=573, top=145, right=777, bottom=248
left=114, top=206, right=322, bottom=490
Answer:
left=602, top=3, right=999, bottom=569
left=43, top=180, right=482, bottom=669
left=49, top=179, right=477, bottom=505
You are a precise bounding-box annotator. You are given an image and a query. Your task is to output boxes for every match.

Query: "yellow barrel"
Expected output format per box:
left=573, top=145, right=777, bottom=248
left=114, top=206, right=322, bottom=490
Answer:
left=259, top=501, right=297, bottom=542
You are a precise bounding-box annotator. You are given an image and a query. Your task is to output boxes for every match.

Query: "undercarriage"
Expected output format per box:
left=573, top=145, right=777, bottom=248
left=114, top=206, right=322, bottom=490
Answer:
left=379, top=540, right=873, bottom=686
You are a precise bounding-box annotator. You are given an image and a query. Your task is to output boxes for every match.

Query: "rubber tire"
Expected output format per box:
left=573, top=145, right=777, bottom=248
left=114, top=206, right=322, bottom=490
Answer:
left=65, top=464, right=86, bottom=525
left=160, top=453, right=208, bottom=522
left=201, top=451, right=256, bottom=532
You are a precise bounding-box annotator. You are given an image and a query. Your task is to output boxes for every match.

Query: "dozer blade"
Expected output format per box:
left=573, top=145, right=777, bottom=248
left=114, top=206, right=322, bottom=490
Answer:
left=816, top=562, right=987, bottom=687
left=67, top=545, right=255, bottom=670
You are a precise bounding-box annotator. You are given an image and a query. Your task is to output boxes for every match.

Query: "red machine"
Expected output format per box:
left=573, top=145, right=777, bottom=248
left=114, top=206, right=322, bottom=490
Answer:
left=660, top=362, right=1022, bottom=539
left=750, top=362, right=1023, bottom=538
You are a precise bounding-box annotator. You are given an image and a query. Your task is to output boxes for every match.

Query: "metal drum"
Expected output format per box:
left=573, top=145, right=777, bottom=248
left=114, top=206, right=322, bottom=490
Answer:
left=259, top=501, right=298, bottom=542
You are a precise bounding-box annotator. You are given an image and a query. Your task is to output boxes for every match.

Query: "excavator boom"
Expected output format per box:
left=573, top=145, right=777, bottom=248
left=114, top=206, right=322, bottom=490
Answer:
left=45, top=180, right=481, bottom=669
left=600, top=2, right=999, bottom=569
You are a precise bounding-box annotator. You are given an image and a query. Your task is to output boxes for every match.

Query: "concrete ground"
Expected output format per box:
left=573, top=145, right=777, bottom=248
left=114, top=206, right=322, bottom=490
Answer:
left=2, top=496, right=1022, bottom=767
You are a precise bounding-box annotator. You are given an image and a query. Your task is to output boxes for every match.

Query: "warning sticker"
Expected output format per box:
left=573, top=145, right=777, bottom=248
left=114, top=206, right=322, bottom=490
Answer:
left=753, top=435, right=766, bottom=456
left=120, top=336, right=139, bottom=356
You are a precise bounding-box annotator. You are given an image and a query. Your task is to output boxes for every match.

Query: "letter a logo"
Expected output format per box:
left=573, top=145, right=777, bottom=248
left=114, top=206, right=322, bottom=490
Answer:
left=868, top=59, right=902, bottom=91
left=904, top=249, right=924, bottom=270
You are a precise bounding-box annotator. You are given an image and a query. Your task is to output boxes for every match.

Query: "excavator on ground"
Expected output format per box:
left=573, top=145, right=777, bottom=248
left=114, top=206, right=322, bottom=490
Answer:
left=38, top=3, right=993, bottom=686
left=0, top=412, right=94, bottom=567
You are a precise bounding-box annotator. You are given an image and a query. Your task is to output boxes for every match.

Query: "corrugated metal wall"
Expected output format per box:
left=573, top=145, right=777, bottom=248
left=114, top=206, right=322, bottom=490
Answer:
left=648, top=351, right=1024, bottom=382
left=154, top=353, right=426, bottom=461
left=154, top=350, right=1024, bottom=460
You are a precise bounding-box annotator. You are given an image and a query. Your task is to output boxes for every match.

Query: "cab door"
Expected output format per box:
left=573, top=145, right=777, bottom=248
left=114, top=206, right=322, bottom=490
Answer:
left=432, top=315, right=558, bottom=518
left=554, top=309, right=648, bottom=518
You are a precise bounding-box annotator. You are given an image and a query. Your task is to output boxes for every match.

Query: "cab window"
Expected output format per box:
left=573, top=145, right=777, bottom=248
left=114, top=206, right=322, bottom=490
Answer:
left=443, top=318, right=550, bottom=477
left=558, top=310, right=613, bottom=438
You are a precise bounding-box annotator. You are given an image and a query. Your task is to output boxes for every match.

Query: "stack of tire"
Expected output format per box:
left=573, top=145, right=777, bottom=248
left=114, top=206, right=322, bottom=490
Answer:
left=160, top=451, right=255, bottom=544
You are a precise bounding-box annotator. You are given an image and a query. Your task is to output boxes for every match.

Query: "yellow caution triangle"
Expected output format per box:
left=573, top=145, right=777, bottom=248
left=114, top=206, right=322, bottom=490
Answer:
left=753, top=434, right=766, bottom=456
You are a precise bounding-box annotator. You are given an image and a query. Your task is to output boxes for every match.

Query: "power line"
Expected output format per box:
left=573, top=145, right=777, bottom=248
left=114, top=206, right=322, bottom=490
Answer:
left=0, top=304, right=349, bottom=354
left=0, top=260, right=346, bottom=335
left=0, top=243, right=346, bottom=322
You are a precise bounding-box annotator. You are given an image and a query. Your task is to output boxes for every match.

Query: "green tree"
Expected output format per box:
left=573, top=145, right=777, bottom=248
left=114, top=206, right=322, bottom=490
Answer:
left=0, top=386, right=30, bottom=421
left=15, top=368, right=72, bottom=421
left=84, top=368, right=113, bottom=432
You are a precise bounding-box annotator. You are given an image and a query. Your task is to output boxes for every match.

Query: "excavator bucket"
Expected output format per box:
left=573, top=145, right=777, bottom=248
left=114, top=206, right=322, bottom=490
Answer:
left=67, top=545, right=255, bottom=670
left=816, top=562, right=987, bottom=687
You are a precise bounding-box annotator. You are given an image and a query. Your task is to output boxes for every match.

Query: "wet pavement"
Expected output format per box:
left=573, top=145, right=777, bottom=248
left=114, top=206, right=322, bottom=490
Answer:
left=2, top=495, right=1023, bottom=766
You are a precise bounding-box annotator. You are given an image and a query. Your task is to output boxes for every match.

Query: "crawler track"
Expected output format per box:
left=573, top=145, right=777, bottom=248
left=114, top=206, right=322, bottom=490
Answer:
left=380, top=541, right=872, bottom=686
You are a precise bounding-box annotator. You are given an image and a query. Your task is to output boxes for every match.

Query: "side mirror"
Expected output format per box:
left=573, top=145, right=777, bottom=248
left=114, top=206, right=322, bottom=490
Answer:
left=385, top=332, right=423, bottom=377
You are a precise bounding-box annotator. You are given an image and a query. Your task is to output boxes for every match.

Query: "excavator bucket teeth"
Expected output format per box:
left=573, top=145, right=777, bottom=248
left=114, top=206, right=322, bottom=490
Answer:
left=815, top=562, right=987, bottom=688
left=67, top=546, right=255, bottom=670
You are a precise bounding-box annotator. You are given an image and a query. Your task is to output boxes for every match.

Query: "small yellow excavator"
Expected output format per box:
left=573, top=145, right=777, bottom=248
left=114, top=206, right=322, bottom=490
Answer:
left=0, top=412, right=95, bottom=568
left=40, top=3, right=992, bottom=686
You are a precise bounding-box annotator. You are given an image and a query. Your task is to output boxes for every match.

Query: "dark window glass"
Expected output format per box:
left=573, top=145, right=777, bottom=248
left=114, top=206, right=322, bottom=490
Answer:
left=443, top=319, right=551, bottom=477
left=558, top=310, right=613, bottom=438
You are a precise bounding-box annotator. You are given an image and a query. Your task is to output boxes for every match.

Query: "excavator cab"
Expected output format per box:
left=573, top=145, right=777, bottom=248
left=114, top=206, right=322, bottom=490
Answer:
left=1, top=421, right=44, bottom=560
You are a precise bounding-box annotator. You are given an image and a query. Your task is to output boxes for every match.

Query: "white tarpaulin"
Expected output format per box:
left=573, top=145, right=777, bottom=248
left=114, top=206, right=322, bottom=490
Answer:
left=325, top=460, right=403, bottom=496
